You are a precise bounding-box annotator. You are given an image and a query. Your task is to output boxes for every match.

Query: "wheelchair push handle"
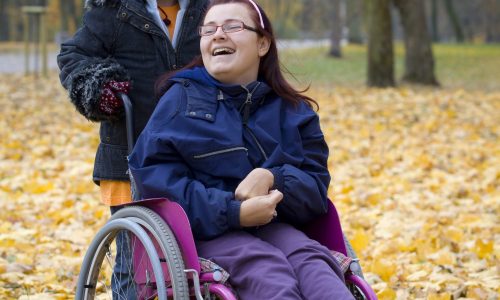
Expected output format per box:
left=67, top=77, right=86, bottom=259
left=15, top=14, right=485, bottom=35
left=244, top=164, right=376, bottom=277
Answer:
left=117, top=92, right=135, bottom=155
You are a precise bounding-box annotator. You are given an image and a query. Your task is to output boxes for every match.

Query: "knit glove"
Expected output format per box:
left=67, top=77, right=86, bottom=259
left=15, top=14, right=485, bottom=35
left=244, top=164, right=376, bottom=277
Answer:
left=98, top=80, right=131, bottom=116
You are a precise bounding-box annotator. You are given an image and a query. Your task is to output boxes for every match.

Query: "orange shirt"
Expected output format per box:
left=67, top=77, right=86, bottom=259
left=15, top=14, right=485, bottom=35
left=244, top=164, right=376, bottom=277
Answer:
left=100, top=180, right=131, bottom=206
left=158, top=3, right=180, bottom=38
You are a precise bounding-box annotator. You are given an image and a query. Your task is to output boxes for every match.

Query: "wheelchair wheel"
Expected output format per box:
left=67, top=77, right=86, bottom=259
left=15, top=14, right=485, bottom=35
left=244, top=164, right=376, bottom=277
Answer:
left=343, top=234, right=365, bottom=278
left=345, top=274, right=378, bottom=300
left=76, top=218, right=167, bottom=300
left=111, top=206, right=189, bottom=299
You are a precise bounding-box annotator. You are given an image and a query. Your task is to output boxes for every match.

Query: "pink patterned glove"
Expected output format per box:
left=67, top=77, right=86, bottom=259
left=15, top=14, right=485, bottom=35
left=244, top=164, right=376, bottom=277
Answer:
left=98, top=80, right=131, bottom=115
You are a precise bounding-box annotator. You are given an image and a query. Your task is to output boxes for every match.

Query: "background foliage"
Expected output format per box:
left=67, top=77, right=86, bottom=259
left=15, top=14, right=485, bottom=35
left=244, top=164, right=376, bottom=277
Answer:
left=0, top=0, right=499, bottom=298
left=0, top=44, right=499, bottom=298
left=1, top=0, right=498, bottom=41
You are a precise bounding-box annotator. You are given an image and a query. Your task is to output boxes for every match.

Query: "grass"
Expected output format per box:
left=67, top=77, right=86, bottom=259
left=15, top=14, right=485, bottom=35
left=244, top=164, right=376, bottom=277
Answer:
left=0, top=41, right=58, bottom=53
left=280, top=43, right=500, bottom=92
left=0, top=41, right=498, bottom=91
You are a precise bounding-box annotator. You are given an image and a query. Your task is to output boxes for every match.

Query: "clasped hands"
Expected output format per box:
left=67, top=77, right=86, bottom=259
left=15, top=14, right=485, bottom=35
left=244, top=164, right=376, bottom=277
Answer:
left=236, top=168, right=282, bottom=227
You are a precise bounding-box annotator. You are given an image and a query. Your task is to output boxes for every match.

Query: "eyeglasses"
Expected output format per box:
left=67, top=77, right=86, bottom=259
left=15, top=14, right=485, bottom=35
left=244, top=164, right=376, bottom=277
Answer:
left=199, top=21, right=258, bottom=36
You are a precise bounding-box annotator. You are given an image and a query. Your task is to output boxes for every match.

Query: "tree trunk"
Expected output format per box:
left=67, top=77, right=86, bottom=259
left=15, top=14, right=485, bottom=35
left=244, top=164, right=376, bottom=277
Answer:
left=0, top=0, right=8, bottom=41
left=68, top=0, right=78, bottom=32
left=443, top=0, right=464, bottom=42
left=367, top=0, right=395, bottom=87
left=60, top=0, right=69, bottom=32
left=58, top=0, right=78, bottom=32
left=394, top=0, right=439, bottom=86
left=9, top=0, right=22, bottom=41
left=329, top=0, right=343, bottom=57
left=430, top=0, right=439, bottom=42
left=484, top=0, right=500, bottom=43
left=346, top=0, right=365, bottom=44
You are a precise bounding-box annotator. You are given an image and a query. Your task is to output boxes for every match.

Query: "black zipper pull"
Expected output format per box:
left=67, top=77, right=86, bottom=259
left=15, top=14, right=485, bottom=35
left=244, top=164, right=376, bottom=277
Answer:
left=243, top=93, right=252, bottom=126
left=241, top=82, right=261, bottom=126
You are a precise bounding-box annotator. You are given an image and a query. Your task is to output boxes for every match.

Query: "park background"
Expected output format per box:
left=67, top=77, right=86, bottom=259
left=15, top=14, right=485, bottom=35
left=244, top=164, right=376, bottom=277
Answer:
left=0, top=0, right=498, bottom=299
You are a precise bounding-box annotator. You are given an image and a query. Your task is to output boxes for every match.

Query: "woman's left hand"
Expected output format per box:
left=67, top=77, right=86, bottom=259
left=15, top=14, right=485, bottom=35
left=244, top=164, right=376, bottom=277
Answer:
left=235, top=168, right=274, bottom=201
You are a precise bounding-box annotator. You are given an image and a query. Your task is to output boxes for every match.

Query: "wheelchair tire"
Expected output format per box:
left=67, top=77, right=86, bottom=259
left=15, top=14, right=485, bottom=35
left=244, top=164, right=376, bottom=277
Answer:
left=346, top=274, right=378, bottom=300
left=110, top=206, right=189, bottom=299
left=343, top=233, right=365, bottom=278
left=76, top=218, right=167, bottom=300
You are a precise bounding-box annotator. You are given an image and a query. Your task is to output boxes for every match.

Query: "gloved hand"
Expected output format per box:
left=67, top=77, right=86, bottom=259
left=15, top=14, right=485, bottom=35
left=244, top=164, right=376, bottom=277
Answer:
left=98, top=80, right=131, bottom=115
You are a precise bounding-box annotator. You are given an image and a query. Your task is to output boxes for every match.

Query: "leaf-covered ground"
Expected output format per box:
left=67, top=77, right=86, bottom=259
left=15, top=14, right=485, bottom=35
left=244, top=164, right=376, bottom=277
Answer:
left=0, top=73, right=498, bottom=299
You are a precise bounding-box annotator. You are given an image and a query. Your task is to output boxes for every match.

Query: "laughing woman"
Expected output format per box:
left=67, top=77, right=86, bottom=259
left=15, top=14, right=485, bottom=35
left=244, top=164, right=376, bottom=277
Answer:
left=129, top=0, right=354, bottom=299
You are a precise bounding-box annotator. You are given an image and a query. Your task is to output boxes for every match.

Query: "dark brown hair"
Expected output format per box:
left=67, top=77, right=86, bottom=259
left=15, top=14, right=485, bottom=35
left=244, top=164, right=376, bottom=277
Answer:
left=155, top=0, right=318, bottom=109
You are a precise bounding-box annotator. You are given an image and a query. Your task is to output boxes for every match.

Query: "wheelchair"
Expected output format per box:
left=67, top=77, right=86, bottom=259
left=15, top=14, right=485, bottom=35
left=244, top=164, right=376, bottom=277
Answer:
left=75, top=94, right=378, bottom=300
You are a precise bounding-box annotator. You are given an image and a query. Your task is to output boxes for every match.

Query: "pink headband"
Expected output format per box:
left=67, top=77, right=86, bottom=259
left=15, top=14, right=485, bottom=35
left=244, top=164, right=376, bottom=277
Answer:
left=248, top=0, right=264, bottom=29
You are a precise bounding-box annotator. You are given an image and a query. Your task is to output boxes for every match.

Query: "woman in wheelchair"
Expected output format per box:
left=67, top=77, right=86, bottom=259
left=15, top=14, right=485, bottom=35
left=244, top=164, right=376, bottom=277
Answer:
left=129, top=0, right=354, bottom=299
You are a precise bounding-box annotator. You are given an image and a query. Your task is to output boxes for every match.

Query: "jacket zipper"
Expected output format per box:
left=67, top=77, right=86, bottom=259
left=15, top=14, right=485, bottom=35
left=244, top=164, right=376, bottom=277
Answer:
left=240, top=83, right=268, bottom=161
left=193, top=147, right=248, bottom=159
left=245, top=127, right=269, bottom=160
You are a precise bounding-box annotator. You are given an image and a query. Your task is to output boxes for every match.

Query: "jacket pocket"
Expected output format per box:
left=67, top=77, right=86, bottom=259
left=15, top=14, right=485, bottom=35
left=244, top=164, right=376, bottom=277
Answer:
left=193, top=147, right=248, bottom=159
left=189, top=146, right=252, bottom=179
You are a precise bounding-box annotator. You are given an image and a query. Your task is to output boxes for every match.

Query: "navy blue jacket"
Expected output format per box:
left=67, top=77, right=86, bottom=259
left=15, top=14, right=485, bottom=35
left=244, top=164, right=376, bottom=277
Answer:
left=129, top=67, right=331, bottom=240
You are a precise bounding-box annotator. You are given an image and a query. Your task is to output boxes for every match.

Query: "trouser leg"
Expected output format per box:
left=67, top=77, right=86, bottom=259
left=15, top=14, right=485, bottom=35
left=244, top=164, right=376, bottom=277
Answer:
left=196, top=230, right=303, bottom=300
left=255, top=223, right=355, bottom=300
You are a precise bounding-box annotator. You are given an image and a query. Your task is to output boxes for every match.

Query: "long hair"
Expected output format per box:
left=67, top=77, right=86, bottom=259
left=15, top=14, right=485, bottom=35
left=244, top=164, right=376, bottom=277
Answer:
left=155, top=0, right=318, bottom=109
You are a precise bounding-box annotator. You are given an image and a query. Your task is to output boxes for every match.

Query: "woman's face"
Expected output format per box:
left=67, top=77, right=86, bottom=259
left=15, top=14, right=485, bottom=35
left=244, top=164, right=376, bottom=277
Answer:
left=200, top=3, right=270, bottom=85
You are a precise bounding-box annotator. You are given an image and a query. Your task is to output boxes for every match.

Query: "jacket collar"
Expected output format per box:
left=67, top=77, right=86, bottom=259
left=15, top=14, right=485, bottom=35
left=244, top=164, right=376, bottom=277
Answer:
left=171, top=67, right=273, bottom=122
left=173, top=67, right=272, bottom=102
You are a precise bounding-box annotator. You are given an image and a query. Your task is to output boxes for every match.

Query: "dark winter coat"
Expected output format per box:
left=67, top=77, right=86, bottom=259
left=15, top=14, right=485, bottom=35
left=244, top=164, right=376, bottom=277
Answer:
left=57, top=0, right=207, bottom=182
left=128, top=67, right=331, bottom=240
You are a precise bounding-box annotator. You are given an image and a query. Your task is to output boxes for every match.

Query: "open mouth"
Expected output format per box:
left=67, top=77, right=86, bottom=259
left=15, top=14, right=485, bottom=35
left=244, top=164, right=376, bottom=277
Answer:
left=212, top=47, right=235, bottom=56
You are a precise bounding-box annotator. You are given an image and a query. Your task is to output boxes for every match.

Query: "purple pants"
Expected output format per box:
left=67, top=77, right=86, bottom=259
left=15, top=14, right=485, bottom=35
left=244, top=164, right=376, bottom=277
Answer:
left=196, top=223, right=354, bottom=300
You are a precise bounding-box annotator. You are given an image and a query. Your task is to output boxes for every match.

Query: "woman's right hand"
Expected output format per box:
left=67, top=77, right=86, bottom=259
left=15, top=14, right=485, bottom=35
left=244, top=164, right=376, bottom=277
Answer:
left=239, top=190, right=283, bottom=227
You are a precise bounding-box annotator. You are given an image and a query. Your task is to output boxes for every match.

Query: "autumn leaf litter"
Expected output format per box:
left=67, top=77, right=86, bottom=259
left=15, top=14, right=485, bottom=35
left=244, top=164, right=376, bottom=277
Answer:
left=0, top=74, right=498, bottom=299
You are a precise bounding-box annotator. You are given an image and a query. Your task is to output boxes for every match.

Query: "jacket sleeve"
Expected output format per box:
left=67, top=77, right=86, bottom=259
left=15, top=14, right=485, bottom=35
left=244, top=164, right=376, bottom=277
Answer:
left=269, top=107, right=331, bottom=225
left=128, top=88, right=242, bottom=240
left=57, top=6, right=130, bottom=122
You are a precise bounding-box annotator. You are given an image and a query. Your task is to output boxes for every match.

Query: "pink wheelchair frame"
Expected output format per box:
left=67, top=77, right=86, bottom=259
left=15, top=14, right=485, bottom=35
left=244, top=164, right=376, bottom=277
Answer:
left=127, top=197, right=377, bottom=299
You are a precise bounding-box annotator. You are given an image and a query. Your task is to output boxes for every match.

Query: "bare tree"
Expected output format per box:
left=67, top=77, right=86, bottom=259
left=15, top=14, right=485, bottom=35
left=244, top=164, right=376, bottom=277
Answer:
left=0, top=0, right=8, bottom=41
left=430, top=0, right=439, bottom=41
left=346, top=0, right=365, bottom=44
left=60, top=0, right=79, bottom=33
left=394, top=0, right=439, bottom=86
left=329, top=0, right=343, bottom=57
left=443, top=0, right=464, bottom=42
left=367, top=0, right=395, bottom=87
left=483, top=0, right=500, bottom=42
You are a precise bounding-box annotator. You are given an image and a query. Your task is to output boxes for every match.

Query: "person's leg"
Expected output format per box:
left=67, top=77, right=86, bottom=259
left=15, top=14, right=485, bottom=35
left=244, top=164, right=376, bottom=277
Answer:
left=255, top=223, right=354, bottom=300
left=196, top=230, right=303, bottom=300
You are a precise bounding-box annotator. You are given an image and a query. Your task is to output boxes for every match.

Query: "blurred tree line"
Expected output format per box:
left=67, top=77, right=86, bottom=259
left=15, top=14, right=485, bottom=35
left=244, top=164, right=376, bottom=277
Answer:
left=259, top=0, right=500, bottom=43
left=1, top=0, right=498, bottom=43
left=0, top=0, right=84, bottom=42
left=0, top=0, right=497, bottom=87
